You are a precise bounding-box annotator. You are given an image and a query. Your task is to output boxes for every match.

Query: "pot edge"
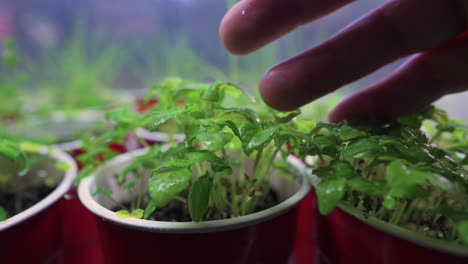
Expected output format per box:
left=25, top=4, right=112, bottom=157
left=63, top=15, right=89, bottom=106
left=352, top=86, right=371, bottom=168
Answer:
left=78, top=149, right=311, bottom=234
left=337, top=201, right=468, bottom=257
left=0, top=146, right=78, bottom=231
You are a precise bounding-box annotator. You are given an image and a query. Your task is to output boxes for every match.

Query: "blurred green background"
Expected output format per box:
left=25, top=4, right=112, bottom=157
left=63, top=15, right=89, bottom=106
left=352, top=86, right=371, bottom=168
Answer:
left=0, top=0, right=465, bottom=122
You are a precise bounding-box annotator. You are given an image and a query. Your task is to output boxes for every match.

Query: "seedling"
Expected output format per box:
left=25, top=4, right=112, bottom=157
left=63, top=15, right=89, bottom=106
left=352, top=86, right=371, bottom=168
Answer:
left=84, top=78, right=307, bottom=222
left=298, top=106, right=468, bottom=245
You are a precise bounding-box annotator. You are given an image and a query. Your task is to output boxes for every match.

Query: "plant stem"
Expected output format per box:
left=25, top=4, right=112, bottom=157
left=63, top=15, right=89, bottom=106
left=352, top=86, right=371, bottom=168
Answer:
left=251, top=148, right=264, bottom=180
left=222, top=147, right=228, bottom=161
left=393, top=200, right=407, bottom=225
left=136, top=170, right=145, bottom=209
left=174, top=196, right=187, bottom=203
left=265, top=145, right=282, bottom=177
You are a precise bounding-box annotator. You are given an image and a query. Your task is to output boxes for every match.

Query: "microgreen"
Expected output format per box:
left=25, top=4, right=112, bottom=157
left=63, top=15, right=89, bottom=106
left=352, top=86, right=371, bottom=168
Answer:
left=86, top=79, right=303, bottom=222
left=298, top=106, right=468, bottom=245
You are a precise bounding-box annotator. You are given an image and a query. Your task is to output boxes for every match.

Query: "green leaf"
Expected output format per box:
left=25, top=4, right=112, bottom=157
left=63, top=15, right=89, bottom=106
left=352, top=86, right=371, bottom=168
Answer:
left=105, top=108, right=142, bottom=127
left=338, top=125, right=366, bottom=141
left=331, top=160, right=356, bottom=179
left=312, top=166, right=334, bottom=179
left=201, top=82, right=252, bottom=104
left=386, top=160, right=431, bottom=186
left=143, top=200, right=157, bottom=219
left=244, top=125, right=280, bottom=155
left=309, top=121, right=336, bottom=136
left=294, top=119, right=317, bottom=133
left=316, top=178, right=347, bottom=215
left=174, top=88, right=201, bottom=104
left=188, top=172, right=213, bottom=222
left=0, top=139, right=28, bottom=175
left=383, top=194, right=397, bottom=209
left=0, top=206, right=8, bottom=221
left=348, top=178, right=385, bottom=197
left=404, top=146, right=435, bottom=163
left=155, top=150, right=229, bottom=173
left=196, top=132, right=233, bottom=151
left=216, top=108, right=258, bottom=125
left=223, top=120, right=241, bottom=139
left=201, top=82, right=222, bottom=102
left=144, top=104, right=196, bottom=130
left=388, top=184, right=428, bottom=199
left=342, top=139, right=381, bottom=159
left=400, top=127, right=428, bottom=145
left=457, top=221, right=468, bottom=246
left=149, top=168, right=191, bottom=208
left=274, top=109, right=301, bottom=123
left=123, top=181, right=136, bottom=190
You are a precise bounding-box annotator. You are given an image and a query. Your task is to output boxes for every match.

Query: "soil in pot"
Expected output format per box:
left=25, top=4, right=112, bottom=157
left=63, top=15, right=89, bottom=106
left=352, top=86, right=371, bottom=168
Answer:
left=0, top=153, right=64, bottom=220
left=116, top=188, right=280, bottom=222
left=0, top=146, right=77, bottom=264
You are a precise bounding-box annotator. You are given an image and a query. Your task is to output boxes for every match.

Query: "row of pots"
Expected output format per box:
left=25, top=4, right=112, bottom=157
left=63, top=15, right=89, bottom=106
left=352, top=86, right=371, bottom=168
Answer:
left=1, top=124, right=468, bottom=264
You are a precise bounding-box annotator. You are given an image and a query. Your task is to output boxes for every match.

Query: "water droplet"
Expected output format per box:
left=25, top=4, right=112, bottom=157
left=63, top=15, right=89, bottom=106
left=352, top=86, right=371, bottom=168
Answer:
left=241, top=9, right=246, bottom=16
left=64, top=193, right=73, bottom=200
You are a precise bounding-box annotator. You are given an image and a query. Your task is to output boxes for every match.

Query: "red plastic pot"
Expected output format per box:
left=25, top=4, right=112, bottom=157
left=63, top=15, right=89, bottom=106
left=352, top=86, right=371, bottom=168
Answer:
left=0, top=146, right=77, bottom=263
left=293, top=190, right=316, bottom=264
left=55, top=140, right=130, bottom=264
left=79, top=149, right=311, bottom=264
left=314, top=199, right=468, bottom=264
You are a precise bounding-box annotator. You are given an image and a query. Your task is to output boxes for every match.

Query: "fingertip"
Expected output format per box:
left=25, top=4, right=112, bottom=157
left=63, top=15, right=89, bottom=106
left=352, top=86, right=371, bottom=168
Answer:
left=259, top=67, right=300, bottom=112
left=327, top=91, right=376, bottom=123
left=219, top=1, right=261, bottom=56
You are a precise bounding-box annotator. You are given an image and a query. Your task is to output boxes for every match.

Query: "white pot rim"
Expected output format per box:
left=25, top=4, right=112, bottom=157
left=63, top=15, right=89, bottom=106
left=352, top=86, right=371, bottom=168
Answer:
left=337, top=201, right=468, bottom=257
left=135, top=128, right=185, bottom=143
left=78, top=149, right=311, bottom=234
left=0, top=146, right=77, bottom=231
left=53, top=140, right=83, bottom=152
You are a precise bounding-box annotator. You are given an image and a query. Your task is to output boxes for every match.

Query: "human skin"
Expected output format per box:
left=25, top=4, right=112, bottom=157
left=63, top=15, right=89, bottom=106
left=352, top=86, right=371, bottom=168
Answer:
left=219, top=0, right=468, bottom=122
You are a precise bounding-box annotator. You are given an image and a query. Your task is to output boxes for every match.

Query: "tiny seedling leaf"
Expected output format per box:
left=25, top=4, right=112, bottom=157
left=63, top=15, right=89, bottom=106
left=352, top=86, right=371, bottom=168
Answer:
left=116, top=209, right=144, bottom=219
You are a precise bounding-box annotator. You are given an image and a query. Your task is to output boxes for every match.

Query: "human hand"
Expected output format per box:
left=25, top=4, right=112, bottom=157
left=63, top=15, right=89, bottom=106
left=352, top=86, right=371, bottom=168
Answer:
left=219, top=0, right=468, bottom=122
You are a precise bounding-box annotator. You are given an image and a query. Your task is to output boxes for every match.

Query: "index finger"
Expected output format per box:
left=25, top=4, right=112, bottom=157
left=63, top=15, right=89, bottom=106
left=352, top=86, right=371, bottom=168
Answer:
left=220, top=0, right=356, bottom=55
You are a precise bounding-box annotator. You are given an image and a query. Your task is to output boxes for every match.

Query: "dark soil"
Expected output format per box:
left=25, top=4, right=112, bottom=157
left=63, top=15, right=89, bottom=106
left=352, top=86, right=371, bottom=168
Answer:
left=0, top=185, right=57, bottom=218
left=119, top=189, right=279, bottom=222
